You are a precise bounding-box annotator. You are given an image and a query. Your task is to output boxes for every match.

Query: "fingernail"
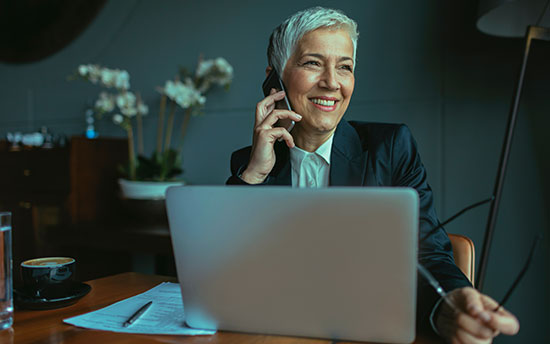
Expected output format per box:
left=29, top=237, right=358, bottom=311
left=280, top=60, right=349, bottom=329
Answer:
left=468, top=304, right=482, bottom=314
left=479, top=311, right=491, bottom=322
left=295, top=114, right=302, bottom=119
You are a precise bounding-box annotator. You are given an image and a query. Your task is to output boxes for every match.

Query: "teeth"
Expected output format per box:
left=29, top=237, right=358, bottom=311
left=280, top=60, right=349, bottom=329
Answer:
left=311, top=98, right=335, bottom=106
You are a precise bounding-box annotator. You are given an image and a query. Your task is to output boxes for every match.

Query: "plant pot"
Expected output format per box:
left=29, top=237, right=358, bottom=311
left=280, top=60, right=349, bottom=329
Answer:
left=118, top=178, right=185, bottom=200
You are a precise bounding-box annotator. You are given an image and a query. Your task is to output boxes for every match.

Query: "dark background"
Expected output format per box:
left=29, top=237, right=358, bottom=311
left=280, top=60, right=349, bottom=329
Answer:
left=0, top=1, right=548, bottom=342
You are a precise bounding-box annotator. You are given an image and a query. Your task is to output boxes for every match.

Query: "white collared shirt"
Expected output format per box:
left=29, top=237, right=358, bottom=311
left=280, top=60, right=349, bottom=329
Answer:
left=289, top=134, right=333, bottom=188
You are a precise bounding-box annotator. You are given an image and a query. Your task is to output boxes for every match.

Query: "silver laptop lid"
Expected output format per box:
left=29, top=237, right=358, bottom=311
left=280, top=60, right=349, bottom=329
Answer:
left=166, top=186, right=418, bottom=343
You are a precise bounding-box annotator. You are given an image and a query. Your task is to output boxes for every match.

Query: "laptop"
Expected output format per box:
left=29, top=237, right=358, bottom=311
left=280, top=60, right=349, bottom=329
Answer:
left=166, top=186, right=419, bottom=343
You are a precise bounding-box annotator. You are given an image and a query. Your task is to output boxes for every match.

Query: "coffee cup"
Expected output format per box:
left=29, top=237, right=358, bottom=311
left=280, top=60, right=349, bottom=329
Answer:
left=20, top=257, right=76, bottom=299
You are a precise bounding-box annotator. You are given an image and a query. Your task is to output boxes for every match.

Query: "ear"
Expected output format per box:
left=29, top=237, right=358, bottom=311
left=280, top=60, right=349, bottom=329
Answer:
left=265, top=66, right=272, bottom=77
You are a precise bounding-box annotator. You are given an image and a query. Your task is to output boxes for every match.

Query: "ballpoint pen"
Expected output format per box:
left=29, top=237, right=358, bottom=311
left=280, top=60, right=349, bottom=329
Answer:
left=417, top=264, right=459, bottom=312
left=123, top=301, right=153, bottom=327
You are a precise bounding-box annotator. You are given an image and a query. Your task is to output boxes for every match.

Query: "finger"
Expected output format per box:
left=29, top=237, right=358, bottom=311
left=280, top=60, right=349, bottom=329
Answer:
left=255, top=90, right=286, bottom=124
left=455, top=328, right=493, bottom=344
left=454, top=309, right=497, bottom=340
left=485, top=309, right=520, bottom=335
left=475, top=294, right=520, bottom=335
left=258, top=109, right=302, bottom=129
left=460, top=288, right=494, bottom=324
left=437, top=303, right=496, bottom=341
left=261, top=127, right=295, bottom=148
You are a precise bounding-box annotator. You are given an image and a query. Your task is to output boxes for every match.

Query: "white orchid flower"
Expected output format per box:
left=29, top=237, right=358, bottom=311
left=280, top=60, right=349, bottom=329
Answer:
left=121, top=106, right=138, bottom=117
left=196, top=59, right=214, bottom=78
left=101, top=69, right=115, bottom=87
left=95, top=92, right=115, bottom=112
left=78, top=65, right=88, bottom=76
left=116, top=91, right=136, bottom=109
left=164, top=80, right=179, bottom=99
left=88, top=65, right=101, bottom=83
left=215, top=57, right=233, bottom=74
left=194, top=57, right=233, bottom=92
left=138, top=102, right=149, bottom=115
left=115, top=70, right=130, bottom=90
left=112, top=114, right=124, bottom=125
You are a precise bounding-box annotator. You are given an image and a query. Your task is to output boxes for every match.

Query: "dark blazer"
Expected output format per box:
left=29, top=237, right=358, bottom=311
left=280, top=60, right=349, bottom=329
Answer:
left=227, top=119, right=471, bottom=334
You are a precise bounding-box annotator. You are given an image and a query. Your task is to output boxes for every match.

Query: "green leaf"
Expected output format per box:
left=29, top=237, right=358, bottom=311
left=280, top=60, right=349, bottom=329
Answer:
left=127, top=150, right=184, bottom=181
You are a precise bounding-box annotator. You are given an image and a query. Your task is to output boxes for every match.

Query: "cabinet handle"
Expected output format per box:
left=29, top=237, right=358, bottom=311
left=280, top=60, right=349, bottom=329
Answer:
left=19, top=201, right=31, bottom=209
left=22, top=169, right=32, bottom=177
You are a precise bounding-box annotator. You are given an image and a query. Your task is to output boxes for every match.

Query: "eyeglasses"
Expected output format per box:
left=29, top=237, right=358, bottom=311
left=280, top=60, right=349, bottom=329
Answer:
left=421, top=197, right=542, bottom=311
left=494, top=234, right=540, bottom=311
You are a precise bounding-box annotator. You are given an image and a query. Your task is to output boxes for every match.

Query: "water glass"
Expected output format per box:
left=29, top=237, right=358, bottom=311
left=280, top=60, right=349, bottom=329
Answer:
left=0, top=212, right=12, bottom=330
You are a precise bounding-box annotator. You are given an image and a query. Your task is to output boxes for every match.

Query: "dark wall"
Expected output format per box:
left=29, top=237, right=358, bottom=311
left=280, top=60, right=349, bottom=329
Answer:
left=0, top=1, right=548, bottom=342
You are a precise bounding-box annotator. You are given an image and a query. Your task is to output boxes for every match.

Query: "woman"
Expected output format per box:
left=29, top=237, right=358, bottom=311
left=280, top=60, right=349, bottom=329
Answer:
left=227, top=7, right=519, bottom=343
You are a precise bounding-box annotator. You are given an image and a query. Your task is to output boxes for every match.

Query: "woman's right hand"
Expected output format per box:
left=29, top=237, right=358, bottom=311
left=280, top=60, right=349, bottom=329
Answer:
left=240, top=89, right=302, bottom=184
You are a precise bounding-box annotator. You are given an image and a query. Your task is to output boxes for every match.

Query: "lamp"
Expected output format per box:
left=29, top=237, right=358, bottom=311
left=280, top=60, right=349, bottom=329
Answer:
left=475, top=0, right=550, bottom=290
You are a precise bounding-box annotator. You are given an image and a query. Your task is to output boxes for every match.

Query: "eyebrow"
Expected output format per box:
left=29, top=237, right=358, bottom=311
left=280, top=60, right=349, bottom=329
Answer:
left=302, top=53, right=354, bottom=63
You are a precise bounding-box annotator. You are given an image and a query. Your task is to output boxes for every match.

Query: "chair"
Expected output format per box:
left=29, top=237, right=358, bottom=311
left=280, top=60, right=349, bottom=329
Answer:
left=448, top=234, right=475, bottom=284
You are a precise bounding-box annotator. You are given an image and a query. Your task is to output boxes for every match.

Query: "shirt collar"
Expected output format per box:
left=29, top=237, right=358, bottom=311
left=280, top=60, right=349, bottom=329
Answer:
left=290, top=133, right=334, bottom=166
left=315, top=133, right=333, bottom=165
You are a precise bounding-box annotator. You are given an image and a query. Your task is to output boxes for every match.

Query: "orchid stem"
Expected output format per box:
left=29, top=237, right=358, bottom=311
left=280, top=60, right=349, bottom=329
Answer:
left=164, top=100, right=176, bottom=152
left=156, top=94, right=167, bottom=153
left=178, top=107, right=192, bottom=152
left=126, top=124, right=136, bottom=180
left=136, top=93, right=144, bottom=156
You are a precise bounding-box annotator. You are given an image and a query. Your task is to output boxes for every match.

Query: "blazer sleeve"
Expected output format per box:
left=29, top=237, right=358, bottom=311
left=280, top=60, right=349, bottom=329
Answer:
left=226, top=146, right=273, bottom=185
left=226, top=146, right=251, bottom=185
left=390, top=124, right=472, bottom=334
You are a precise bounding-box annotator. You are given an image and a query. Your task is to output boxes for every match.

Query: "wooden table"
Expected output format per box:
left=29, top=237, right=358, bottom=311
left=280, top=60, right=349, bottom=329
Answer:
left=4, top=272, right=441, bottom=344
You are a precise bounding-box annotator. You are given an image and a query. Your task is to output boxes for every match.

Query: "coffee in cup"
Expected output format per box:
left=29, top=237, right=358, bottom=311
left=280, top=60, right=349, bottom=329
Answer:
left=20, top=257, right=76, bottom=299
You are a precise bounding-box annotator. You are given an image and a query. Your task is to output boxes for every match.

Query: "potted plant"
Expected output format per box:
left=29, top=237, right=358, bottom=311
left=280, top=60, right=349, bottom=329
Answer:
left=71, top=56, right=233, bottom=200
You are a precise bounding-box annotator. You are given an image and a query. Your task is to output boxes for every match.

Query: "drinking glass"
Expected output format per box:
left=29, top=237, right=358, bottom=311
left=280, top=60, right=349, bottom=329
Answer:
left=0, top=212, right=12, bottom=330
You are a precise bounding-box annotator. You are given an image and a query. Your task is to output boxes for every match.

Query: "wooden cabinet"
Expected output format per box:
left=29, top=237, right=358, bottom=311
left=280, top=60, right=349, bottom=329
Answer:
left=68, top=136, right=128, bottom=224
left=0, top=145, right=70, bottom=284
left=0, top=137, right=128, bottom=285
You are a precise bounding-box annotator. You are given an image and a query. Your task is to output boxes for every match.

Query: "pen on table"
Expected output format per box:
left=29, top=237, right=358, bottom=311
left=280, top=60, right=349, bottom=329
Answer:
left=123, top=301, right=153, bottom=327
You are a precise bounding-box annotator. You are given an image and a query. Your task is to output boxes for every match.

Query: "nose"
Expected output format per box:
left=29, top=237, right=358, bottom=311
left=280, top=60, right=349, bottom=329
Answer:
left=318, top=68, right=340, bottom=90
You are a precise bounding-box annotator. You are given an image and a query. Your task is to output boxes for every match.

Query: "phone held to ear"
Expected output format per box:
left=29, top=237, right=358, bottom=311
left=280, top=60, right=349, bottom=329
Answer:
left=262, top=68, right=295, bottom=132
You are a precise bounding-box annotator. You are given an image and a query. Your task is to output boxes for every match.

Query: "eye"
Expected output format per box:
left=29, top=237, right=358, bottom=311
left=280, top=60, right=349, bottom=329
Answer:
left=302, top=60, right=320, bottom=66
left=340, top=64, right=353, bottom=72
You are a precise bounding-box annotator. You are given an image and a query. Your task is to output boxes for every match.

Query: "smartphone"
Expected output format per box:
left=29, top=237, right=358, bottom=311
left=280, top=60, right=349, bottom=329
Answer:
left=261, top=68, right=295, bottom=132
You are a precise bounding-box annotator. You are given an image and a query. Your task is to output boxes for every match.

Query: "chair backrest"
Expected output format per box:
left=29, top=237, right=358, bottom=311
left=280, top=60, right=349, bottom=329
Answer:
left=448, top=234, right=475, bottom=284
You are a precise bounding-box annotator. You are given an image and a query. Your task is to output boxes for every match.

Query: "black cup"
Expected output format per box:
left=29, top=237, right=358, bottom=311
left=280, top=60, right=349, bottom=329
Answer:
left=20, top=257, right=76, bottom=299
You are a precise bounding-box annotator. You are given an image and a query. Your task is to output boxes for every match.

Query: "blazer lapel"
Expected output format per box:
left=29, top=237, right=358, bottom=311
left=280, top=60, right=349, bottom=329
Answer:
left=330, top=120, right=367, bottom=186
left=270, top=141, right=292, bottom=185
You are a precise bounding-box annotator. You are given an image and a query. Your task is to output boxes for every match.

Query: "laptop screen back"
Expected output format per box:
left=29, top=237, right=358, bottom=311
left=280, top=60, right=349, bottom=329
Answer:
left=166, top=186, right=418, bottom=343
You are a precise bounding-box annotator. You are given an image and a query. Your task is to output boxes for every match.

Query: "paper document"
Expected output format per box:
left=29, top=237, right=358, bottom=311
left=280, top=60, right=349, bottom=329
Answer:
left=64, top=282, right=216, bottom=335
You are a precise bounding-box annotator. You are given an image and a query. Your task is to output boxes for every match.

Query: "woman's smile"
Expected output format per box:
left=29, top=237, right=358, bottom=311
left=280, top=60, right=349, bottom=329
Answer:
left=309, top=96, right=339, bottom=111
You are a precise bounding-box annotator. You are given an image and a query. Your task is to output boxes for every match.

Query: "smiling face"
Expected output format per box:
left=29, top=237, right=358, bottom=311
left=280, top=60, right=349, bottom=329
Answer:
left=281, top=27, right=355, bottom=140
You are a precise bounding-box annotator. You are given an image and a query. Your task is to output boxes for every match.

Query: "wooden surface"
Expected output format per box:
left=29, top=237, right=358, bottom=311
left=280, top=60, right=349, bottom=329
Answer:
left=4, top=272, right=441, bottom=344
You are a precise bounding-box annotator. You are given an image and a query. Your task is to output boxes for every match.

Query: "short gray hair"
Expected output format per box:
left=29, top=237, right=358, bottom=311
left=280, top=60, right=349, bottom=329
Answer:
left=267, top=7, right=359, bottom=75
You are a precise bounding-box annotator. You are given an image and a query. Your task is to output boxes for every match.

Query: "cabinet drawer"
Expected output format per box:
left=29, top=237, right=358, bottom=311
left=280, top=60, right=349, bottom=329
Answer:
left=0, top=148, right=70, bottom=195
